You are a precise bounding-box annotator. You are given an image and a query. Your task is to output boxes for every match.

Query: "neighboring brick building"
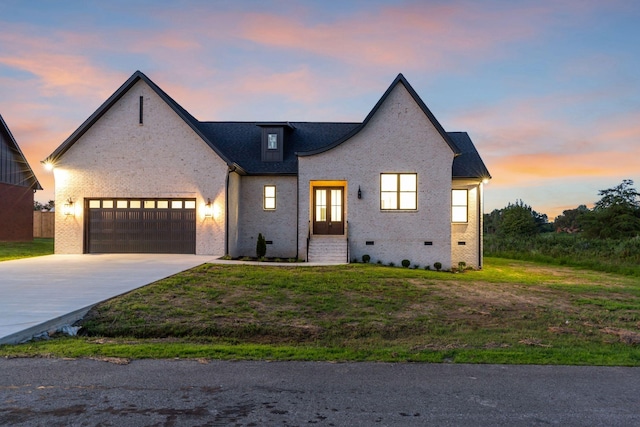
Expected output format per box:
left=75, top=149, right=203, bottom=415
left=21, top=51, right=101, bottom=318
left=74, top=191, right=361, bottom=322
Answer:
left=44, top=71, right=490, bottom=269
left=0, top=114, right=42, bottom=241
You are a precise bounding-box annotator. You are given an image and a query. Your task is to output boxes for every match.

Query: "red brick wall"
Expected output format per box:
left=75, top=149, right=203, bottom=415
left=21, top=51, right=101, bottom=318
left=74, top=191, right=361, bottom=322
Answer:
left=0, top=182, right=35, bottom=241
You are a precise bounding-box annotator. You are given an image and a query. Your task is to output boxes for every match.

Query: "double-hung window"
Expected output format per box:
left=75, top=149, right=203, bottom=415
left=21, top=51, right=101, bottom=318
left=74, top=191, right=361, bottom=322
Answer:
left=380, top=173, right=417, bottom=210
left=264, top=185, right=276, bottom=210
left=452, top=189, right=468, bottom=222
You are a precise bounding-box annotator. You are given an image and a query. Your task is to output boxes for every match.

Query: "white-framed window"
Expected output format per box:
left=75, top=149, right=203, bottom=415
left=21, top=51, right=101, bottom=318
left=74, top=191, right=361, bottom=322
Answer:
left=267, top=133, right=278, bottom=150
left=380, top=173, right=417, bottom=210
left=452, top=189, right=468, bottom=223
left=264, top=185, right=276, bottom=210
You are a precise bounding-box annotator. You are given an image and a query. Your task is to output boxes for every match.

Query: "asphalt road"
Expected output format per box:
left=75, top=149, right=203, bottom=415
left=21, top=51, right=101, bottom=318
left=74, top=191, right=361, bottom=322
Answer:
left=1, top=358, right=638, bottom=426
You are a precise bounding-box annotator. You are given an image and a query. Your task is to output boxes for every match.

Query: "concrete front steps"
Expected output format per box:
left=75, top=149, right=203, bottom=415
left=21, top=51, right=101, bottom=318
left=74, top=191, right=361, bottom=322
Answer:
left=308, top=235, right=348, bottom=263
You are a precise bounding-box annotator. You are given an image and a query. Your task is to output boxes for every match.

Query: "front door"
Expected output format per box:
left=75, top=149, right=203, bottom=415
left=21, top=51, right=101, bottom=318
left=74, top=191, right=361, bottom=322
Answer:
left=313, top=187, right=344, bottom=235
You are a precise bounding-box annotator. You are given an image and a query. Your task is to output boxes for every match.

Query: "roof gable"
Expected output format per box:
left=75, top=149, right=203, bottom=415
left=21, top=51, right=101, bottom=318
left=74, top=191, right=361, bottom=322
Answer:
left=44, top=71, right=235, bottom=168
left=297, top=74, right=461, bottom=156
left=0, top=114, right=42, bottom=190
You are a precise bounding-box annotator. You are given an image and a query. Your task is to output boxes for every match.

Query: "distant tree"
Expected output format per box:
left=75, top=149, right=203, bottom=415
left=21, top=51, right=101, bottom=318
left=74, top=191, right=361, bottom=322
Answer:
left=581, top=180, right=640, bottom=239
left=554, top=205, right=589, bottom=233
left=484, top=200, right=550, bottom=236
left=593, top=179, right=639, bottom=210
left=34, top=200, right=55, bottom=211
left=483, top=209, right=503, bottom=235
left=500, top=200, right=539, bottom=237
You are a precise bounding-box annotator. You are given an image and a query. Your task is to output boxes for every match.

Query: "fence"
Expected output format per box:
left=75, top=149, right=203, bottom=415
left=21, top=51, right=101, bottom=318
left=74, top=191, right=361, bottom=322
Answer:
left=34, top=211, right=54, bottom=238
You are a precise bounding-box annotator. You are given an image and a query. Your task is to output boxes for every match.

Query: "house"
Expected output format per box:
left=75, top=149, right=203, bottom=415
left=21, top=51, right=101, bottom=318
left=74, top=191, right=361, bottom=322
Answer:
left=0, top=114, right=42, bottom=241
left=43, top=71, right=490, bottom=269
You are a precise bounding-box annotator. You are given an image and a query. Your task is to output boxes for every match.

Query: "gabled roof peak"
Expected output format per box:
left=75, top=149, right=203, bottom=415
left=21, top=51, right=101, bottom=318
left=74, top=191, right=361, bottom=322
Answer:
left=298, top=73, right=461, bottom=156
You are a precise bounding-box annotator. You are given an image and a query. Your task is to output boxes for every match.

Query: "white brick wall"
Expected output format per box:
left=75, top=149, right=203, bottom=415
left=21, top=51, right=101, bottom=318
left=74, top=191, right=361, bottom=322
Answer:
left=297, top=83, right=455, bottom=269
left=234, top=175, right=298, bottom=259
left=53, top=80, right=228, bottom=255
left=451, top=180, right=483, bottom=269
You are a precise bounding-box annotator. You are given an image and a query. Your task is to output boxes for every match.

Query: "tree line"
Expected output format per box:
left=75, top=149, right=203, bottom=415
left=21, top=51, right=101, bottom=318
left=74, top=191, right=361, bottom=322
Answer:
left=485, top=179, right=640, bottom=239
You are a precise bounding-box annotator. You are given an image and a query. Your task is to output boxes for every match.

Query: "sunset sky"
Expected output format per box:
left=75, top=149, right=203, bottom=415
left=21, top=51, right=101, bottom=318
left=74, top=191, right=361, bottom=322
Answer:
left=1, top=0, right=638, bottom=220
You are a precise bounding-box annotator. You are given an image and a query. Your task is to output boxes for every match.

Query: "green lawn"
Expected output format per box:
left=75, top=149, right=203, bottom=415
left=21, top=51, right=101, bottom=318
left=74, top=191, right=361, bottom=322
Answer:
left=2, top=257, right=639, bottom=365
left=0, top=238, right=53, bottom=261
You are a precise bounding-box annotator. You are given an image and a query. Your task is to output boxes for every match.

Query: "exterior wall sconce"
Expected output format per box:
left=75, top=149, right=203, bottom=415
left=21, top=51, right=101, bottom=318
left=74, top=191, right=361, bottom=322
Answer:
left=204, top=198, right=213, bottom=218
left=358, top=186, right=362, bottom=199
left=63, top=198, right=74, bottom=216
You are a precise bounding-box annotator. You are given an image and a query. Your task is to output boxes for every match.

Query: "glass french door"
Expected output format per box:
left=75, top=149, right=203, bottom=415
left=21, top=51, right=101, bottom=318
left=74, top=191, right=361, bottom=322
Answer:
left=313, top=187, right=344, bottom=235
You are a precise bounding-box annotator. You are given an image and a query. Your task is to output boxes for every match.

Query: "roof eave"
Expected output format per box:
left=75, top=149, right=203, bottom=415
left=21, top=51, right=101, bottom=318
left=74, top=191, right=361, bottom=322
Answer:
left=0, top=114, right=43, bottom=191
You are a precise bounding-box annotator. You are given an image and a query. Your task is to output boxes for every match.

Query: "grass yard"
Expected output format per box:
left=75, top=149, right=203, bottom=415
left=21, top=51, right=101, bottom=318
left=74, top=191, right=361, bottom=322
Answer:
left=2, top=257, right=639, bottom=365
left=0, top=238, right=54, bottom=261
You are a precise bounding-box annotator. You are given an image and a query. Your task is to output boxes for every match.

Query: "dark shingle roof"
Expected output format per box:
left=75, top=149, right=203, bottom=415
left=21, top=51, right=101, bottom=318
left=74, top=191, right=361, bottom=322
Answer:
left=197, top=122, right=360, bottom=174
left=449, top=132, right=491, bottom=179
left=45, top=71, right=490, bottom=180
left=0, top=114, right=42, bottom=190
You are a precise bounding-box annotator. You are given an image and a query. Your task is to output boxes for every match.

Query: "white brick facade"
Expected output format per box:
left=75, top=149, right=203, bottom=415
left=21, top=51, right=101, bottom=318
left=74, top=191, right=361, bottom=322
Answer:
left=48, top=72, right=487, bottom=266
left=53, top=80, right=227, bottom=255
left=298, top=83, right=456, bottom=269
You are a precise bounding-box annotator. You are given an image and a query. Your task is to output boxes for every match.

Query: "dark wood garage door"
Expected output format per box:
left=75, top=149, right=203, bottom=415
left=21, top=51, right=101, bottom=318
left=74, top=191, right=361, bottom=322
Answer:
left=86, top=198, right=196, bottom=254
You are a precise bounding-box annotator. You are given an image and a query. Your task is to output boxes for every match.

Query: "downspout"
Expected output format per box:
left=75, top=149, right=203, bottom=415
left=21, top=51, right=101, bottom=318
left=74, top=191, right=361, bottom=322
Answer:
left=295, top=172, right=299, bottom=260
left=478, top=182, right=483, bottom=269
left=225, top=164, right=237, bottom=256
left=225, top=167, right=230, bottom=256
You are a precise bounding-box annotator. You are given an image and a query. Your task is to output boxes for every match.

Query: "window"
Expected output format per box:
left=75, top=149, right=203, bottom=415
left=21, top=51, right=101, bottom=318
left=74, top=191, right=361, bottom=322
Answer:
left=264, top=185, right=276, bottom=210
left=380, top=173, right=417, bottom=210
left=452, top=189, right=468, bottom=222
left=267, top=133, right=278, bottom=150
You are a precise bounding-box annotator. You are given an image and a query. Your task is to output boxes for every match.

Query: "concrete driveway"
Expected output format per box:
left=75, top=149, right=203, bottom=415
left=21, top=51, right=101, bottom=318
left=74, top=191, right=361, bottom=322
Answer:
left=0, top=254, right=215, bottom=344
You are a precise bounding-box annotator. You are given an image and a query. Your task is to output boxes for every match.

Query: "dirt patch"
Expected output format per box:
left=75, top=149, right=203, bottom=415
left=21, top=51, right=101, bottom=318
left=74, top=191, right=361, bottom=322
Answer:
left=600, top=327, right=640, bottom=345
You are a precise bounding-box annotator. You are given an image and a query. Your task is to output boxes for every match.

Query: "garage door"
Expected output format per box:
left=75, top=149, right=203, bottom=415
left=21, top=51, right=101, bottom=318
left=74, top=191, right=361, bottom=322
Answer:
left=86, top=198, right=196, bottom=254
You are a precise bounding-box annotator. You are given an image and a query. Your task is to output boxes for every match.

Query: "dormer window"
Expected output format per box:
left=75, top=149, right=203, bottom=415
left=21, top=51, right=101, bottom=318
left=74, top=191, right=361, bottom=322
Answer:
left=258, top=122, right=294, bottom=162
left=267, top=133, right=278, bottom=150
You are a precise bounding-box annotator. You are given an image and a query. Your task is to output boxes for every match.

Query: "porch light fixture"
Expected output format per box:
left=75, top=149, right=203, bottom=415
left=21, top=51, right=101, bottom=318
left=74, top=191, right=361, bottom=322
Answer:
left=63, top=198, right=74, bottom=216
left=42, top=160, right=54, bottom=171
left=358, top=186, right=362, bottom=199
left=204, top=198, right=213, bottom=218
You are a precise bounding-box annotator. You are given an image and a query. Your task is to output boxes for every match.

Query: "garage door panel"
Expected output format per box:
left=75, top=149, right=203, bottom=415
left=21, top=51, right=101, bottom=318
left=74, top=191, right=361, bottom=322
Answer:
left=86, top=198, right=196, bottom=254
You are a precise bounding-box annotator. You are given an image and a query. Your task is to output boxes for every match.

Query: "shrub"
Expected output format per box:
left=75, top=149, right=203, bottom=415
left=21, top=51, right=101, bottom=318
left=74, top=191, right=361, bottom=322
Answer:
left=376, top=260, right=382, bottom=265
left=424, top=265, right=431, bottom=270
left=362, top=254, right=371, bottom=263
left=256, top=233, right=267, bottom=258
left=458, top=261, right=466, bottom=272
left=388, top=262, right=395, bottom=267
left=413, top=264, right=420, bottom=269
left=401, top=259, right=411, bottom=268
left=434, top=262, right=442, bottom=271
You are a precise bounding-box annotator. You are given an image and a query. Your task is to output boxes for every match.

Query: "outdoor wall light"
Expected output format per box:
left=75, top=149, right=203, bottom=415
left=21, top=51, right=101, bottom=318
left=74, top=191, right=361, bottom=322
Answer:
left=63, top=198, right=74, bottom=216
left=204, top=198, right=213, bottom=218
left=358, top=186, right=362, bottom=199
left=42, top=160, right=54, bottom=171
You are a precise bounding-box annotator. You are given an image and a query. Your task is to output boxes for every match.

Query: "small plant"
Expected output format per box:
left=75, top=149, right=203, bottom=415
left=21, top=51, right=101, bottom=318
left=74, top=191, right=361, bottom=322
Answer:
left=376, top=260, right=382, bottom=265
left=424, top=265, right=431, bottom=270
left=220, top=254, right=232, bottom=260
left=274, top=258, right=282, bottom=263
left=388, top=262, right=395, bottom=267
left=256, top=233, right=267, bottom=258
left=434, top=262, right=442, bottom=271
left=362, top=254, right=371, bottom=263
left=458, top=261, right=467, bottom=272
left=413, top=264, right=419, bottom=269
left=287, top=258, right=297, bottom=263
left=401, top=259, right=411, bottom=268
